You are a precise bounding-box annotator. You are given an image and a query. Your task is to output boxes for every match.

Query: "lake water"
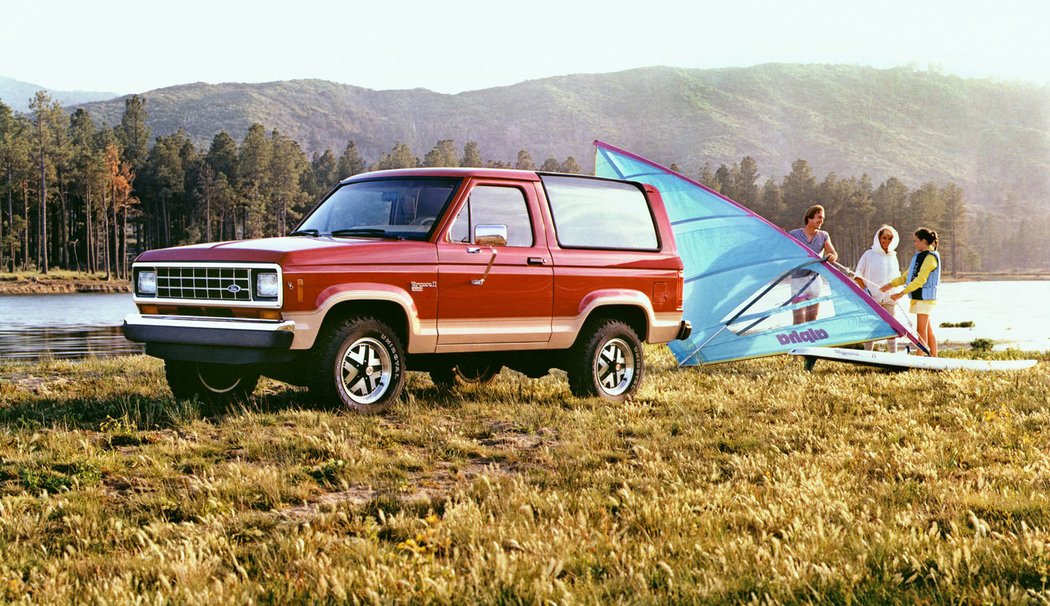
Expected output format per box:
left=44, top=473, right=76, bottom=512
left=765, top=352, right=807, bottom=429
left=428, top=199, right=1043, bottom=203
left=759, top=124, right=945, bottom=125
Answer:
left=0, top=281, right=1047, bottom=360
left=0, top=292, right=141, bottom=360
left=932, top=281, right=1050, bottom=351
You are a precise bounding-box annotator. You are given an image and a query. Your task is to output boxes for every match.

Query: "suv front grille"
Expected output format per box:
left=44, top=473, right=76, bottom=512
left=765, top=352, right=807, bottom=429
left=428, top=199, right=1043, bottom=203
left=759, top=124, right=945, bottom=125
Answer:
left=156, top=266, right=253, bottom=302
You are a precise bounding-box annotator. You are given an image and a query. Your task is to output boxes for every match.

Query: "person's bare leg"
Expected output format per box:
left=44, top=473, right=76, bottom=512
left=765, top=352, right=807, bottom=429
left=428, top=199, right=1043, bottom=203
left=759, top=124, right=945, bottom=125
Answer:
left=804, top=303, right=819, bottom=323
left=925, top=315, right=938, bottom=357
left=915, top=314, right=931, bottom=356
left=793, top=307, right=806, bottom=325
left=883, top=302, right=898, bottom=352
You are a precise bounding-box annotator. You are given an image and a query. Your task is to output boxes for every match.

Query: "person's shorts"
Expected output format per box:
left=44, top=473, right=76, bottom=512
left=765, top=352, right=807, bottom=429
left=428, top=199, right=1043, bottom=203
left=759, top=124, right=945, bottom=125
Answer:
left=790, top=276, right=822, bottom=302
left=909, top=299, right=937, bottom=315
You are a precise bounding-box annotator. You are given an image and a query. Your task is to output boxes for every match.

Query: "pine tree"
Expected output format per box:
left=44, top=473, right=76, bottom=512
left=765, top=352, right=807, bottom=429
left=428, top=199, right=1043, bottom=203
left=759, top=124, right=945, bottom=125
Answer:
left=734, top=156, right=760, bottom=207
left=337, top=140, right=366, bottom=177
left=307, top=148, right=339, bottom=198
left=873, top=177, right=909, bottom=233
left=375, top=142, right=418, bottom=170
left=69, top=109, right=100, bottom=272
left=714, top=164, right=732, bottom=197
left=117, top=95, right=150, bottom=172
left=142, top=132, right=188, bottom=247
left=515, top=149, right=534, bottom=170
left=268, top=129, right=308, bottom=235
left=29, top=91, right=67, bottom=274
left=460, top=141, right=482, bottom=167
left=237, top=124, right=272, bottom=239
left=698, top=162, right=717, bottom=190
left=939, top=183, right=966, bottom=276
left=780, top=159, right=817, bottom=227
left=757, top=178, right=785, bottom=221
left=559, top=156, right=582, bottom=174
left=205, top=131, right=239, bottom=183
left=540, top=156, right=560, bottom=172
left=0, top=102, right=14, bottom=271
left=423, top=139, right=458, bottom=167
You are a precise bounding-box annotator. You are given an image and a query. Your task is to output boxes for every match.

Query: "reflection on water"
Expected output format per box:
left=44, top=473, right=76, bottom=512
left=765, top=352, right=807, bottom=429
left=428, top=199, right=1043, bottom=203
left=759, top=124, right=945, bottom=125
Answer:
left=0, top=325, right=143, bottom=360
left=0, top=292, right=141, bottom=360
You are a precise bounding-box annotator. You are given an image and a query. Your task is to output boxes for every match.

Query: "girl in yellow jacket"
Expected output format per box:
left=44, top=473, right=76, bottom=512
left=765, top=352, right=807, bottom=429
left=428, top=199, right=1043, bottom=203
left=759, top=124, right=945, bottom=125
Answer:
left=881, top=228, right=940, bottom=356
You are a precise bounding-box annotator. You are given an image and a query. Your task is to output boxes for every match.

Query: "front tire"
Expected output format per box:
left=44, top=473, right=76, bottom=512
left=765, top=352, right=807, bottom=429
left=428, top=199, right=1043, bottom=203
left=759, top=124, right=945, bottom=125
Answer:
left=165, top=361, right=260, bottom=409
left=312, top=316, right=406, bottom=413
left=567, top=319, right=644, bottom=402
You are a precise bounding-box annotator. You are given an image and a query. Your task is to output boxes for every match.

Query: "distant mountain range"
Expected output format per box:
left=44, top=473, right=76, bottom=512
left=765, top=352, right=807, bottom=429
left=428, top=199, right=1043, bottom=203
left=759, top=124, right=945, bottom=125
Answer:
left=0, top=75, right=118, bottom=113
left=10, top=65, right=1050, bottom=207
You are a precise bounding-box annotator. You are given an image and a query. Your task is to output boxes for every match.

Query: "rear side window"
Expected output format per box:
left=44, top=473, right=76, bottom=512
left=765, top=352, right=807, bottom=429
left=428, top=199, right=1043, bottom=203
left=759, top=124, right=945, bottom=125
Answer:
left=541, top=176, right=658, bottom=250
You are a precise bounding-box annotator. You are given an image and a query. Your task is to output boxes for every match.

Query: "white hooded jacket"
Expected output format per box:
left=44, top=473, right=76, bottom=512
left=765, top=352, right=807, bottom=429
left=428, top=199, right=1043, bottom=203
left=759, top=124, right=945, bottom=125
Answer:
left=855, top=225, right=901, bottom=304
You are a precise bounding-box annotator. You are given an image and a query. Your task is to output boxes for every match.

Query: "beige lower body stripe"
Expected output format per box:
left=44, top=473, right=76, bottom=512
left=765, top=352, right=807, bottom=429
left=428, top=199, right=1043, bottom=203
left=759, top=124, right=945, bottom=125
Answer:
left=284, top=312, right=682, bottom=355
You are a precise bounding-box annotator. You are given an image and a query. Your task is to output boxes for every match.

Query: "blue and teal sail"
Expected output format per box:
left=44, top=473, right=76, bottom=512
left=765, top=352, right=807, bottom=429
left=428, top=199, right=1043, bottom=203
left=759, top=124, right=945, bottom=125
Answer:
left=594, top=140, right=924, bottom=365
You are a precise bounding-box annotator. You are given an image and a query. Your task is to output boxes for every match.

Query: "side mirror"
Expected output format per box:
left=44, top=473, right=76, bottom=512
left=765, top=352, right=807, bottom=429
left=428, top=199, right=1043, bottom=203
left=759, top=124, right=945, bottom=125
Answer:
left=474, top=224, right=508, bottom=247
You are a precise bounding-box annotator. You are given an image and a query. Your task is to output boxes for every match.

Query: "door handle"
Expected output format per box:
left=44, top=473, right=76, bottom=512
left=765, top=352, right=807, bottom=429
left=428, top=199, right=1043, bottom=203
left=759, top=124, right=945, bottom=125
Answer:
left=466, top=247, right=482, bottom=254
left=527, top=257, right=546, bottom=266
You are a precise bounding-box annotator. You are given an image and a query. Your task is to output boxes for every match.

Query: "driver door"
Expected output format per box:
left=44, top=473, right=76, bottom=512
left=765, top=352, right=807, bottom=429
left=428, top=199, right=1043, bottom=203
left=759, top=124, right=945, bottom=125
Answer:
left=436, top=180, right=553, bottom=346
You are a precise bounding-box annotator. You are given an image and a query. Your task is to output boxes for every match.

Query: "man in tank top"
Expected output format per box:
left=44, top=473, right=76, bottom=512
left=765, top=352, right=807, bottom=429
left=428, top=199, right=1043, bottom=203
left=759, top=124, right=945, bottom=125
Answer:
left=788, top=205, right=838, bottom=324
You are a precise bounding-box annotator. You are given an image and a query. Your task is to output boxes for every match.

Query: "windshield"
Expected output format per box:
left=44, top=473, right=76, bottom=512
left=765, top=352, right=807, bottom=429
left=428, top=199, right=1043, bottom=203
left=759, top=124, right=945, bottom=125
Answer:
left=297, top=178, right=461, bottom=240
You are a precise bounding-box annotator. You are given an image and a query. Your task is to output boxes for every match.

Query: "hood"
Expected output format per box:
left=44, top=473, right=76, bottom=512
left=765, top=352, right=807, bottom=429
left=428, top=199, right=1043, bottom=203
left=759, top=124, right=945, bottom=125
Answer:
left=870, top=225, right=899, bottom=255
left=134, top=236, right=430, bottom=266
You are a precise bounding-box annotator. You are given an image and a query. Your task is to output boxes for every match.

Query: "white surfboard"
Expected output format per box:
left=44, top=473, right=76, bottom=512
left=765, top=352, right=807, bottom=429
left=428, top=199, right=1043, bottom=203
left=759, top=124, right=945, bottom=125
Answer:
left=790, top=346, right=1038, bottom=372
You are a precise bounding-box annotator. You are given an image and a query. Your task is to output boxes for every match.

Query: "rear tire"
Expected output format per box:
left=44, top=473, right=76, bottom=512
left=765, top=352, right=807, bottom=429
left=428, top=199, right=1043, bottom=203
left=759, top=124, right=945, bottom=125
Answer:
left=311, top=316, right=406, bottom=413
left=165, top=361, right=259, bottom=411
left=567, top=319, right=644, bottom=402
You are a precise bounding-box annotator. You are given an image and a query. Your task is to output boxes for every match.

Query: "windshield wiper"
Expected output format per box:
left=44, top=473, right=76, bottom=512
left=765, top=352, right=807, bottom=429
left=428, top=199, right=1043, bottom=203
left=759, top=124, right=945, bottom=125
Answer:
left=330, top=228, right=401, bottom=239
left=289, top=229, right=319, bottom=237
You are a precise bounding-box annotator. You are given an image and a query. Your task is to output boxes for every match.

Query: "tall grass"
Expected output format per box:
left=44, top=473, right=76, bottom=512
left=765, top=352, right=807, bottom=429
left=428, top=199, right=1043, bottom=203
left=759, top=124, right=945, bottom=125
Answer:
left=1, top=349, right=1048, bottom=603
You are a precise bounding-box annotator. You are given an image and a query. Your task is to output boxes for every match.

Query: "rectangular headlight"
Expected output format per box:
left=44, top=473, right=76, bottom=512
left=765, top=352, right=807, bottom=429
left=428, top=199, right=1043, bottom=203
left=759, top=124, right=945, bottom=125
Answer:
left=137, top=270, right=157, bottom=295
left=256, top=272, right=279, bottom=299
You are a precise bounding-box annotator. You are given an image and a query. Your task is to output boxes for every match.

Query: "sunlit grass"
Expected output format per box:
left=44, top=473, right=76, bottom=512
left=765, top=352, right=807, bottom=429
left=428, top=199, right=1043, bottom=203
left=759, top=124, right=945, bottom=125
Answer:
left=1, top=348, right=1048, bottom=603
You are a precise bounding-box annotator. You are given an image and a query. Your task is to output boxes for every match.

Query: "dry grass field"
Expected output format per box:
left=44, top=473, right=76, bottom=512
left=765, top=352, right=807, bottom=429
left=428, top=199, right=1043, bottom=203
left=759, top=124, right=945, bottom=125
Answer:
left=1, top=347, right=1048, bottom=604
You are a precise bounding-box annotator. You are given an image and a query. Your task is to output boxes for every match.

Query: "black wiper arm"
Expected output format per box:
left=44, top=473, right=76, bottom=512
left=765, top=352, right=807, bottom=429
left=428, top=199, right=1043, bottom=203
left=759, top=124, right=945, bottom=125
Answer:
left=289, top=229, right=319, bottom=236
left=330, top=228, right=401, bottom=239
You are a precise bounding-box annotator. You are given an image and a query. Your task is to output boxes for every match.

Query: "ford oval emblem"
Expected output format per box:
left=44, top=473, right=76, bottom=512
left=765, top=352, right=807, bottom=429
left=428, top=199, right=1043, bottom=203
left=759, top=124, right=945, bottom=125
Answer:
left=227, top=284, right=242, bottom=294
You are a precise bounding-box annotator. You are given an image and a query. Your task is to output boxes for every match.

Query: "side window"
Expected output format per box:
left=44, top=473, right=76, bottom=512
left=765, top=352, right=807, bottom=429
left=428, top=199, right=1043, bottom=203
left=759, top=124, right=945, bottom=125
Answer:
left=541, top=176, right=658, bottom=250
left=448, top=186, right=534, bottom=247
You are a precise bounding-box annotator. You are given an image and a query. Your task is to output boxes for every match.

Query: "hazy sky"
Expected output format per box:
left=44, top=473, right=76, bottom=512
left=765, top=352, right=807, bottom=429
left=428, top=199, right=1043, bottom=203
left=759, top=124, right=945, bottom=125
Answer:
left=3, top=0, right=1048, bottom=94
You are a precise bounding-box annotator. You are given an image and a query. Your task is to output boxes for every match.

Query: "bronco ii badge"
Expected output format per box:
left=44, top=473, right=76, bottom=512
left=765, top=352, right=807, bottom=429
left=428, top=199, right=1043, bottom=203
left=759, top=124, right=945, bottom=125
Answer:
left=410, top=281, right=437, bottom=292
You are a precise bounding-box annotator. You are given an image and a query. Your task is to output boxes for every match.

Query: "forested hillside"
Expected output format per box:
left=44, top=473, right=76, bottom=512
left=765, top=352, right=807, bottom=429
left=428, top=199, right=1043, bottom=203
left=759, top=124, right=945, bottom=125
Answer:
left=75, top=65, right=1050, bottom=210
left=1, top=65, right=1048, bottom=277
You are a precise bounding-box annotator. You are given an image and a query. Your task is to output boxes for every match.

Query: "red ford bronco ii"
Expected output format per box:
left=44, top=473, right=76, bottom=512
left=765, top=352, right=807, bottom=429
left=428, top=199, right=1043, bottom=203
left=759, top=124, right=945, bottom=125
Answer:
left=124, top=168, right=689, bottom=412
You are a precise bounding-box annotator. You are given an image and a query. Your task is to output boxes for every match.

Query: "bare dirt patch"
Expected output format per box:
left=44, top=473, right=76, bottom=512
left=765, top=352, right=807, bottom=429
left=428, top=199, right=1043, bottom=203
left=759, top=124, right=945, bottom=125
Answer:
left=280, top=421, right=557, bottom=518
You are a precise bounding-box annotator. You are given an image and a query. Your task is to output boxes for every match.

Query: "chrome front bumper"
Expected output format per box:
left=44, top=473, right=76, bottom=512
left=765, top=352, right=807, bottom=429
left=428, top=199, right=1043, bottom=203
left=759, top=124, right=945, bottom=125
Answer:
left=123, top=314, right=296, bottom=349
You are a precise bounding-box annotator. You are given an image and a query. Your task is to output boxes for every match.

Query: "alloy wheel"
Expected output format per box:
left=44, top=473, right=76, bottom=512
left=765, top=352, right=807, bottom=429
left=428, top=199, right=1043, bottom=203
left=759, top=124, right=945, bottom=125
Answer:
left=339, top=337, right=392, bottom=405
left=595, top=337, right=635, bottom=396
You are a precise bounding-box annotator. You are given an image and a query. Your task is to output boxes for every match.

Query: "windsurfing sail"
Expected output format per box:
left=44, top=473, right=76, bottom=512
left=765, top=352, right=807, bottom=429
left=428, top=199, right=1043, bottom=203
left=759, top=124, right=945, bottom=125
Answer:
left=593, top=140, right=927, bottom=365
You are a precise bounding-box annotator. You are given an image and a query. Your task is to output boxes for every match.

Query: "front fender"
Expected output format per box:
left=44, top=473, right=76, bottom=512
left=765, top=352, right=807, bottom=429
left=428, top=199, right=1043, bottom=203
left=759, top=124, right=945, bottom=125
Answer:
left=282, top=283, right=437, bottom=353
